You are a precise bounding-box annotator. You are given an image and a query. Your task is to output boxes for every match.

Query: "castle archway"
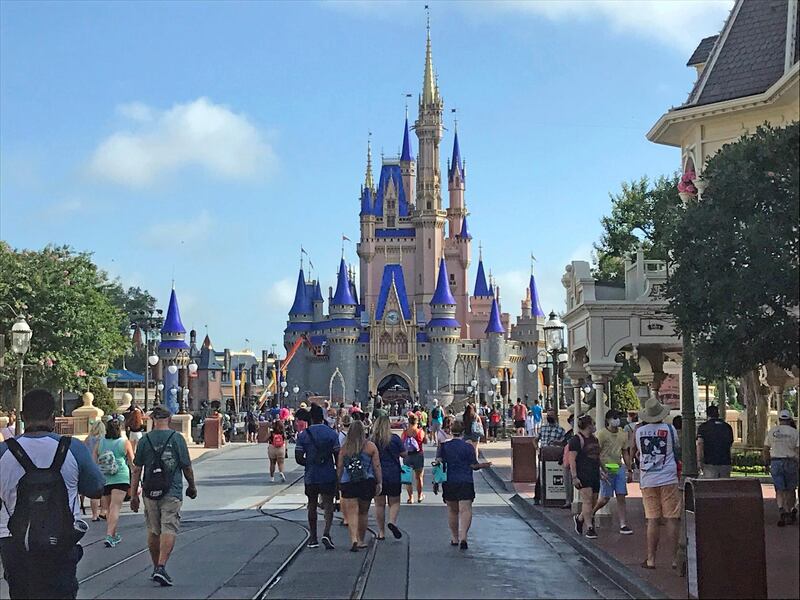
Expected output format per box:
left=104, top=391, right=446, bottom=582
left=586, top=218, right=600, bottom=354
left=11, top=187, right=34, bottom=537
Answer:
left=377, top=373, right=412, bottom=406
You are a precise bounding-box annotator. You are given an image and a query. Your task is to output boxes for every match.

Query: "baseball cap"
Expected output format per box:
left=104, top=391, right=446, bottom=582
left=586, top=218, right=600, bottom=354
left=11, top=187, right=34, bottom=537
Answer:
left=778, top=409, right=794, bottom=420
left=151, top=404, right=172, bottom=419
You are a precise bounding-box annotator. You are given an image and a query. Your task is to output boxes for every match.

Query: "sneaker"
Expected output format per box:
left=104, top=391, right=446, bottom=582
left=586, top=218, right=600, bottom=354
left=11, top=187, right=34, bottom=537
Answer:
left=104, top=535, right=114, bottom=548
left=153, top=566, right=173, bottom=587
left=150, top=568, right=157, bottom=580
left=307, top=539, right=320, bottom=548
left=280, top=472, right=286, bottom=482
left=619, top=526, right=634, bottom=535
left=585, top=527, right=598, bottom=540
left=270, top=476, right=275, bottom=483
left=573, top=514, right=584, bottom=536
left=459, top=540, right=468, bottom=550
left=321, top=535, right=335, bottom=550
left=778, top=512, right=787, bottom=527
left=113, top=534, right=122, bottom=545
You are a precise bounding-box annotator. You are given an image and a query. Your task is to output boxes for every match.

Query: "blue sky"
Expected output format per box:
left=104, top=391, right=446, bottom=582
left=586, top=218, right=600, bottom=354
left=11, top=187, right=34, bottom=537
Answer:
left=0, top=0, right=733, bottom=354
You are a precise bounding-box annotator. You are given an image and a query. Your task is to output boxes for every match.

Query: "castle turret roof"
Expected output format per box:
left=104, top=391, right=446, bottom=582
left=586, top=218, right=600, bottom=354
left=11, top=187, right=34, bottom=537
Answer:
left=401, top=117, right=412, bottom=162
left=312, top=280, right=324, bottom=303
left=485, top=297, right=505, bottom=334
left=360, top=185, right=373, bottom=216
left=449, top=130, right=464, bottom=182
left=530, top=274, right=545, bottom=318
left=289, top=269, right=312, bottom=315
left=430, top=258, right=456, bottom=306
left=458, top=214, right=471, bottom=239
left=161, top=288, right=186, bottom=334
left=331, top=258, right=357, bottom=306
left=473, top=259, right=491, bottom=297
left=376, top=265, right=412, bottom=320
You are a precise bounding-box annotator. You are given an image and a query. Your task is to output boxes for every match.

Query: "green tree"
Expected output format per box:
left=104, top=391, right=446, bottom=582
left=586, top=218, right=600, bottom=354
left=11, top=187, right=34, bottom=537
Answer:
left=612, top=379, right=640, bottom=413
left=107, top=284, right=157, bottom=373
left=593, top=175, right=681, bottom=282
left=0, top=243, right=129, bottom=397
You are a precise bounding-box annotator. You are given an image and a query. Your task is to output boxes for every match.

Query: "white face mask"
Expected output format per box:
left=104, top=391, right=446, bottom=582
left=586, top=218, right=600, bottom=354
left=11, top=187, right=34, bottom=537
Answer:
left=609, top=418, right=621, bottom=427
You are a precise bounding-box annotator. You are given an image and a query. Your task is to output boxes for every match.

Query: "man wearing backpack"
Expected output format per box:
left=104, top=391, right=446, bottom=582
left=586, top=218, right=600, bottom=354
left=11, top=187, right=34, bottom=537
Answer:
left=130, top=405, right=197, bottom=587
left=0, top=389, right=105, bottom=599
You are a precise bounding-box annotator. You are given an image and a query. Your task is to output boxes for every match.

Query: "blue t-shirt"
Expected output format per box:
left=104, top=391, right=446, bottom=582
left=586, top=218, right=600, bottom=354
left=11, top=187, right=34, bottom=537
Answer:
left=438, top=439, right=478, bottom=484
left=377, top=434, right=404, bottom=484
left=532, top=405, right=543, bottom=423
left=296, top=424, right=340, bottom=484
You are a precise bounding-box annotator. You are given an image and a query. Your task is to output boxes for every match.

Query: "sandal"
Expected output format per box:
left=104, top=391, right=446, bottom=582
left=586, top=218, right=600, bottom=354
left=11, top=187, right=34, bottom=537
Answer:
left=417, top=494, right=425, bottom=503
left=641, top=560, right=655, bottom=570
left=450, top=540, right=459, bottom=546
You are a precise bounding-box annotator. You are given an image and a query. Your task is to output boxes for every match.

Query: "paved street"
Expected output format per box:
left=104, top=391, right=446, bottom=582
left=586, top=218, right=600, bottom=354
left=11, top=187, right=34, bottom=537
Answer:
left=4, top=441, right=635, bottom=600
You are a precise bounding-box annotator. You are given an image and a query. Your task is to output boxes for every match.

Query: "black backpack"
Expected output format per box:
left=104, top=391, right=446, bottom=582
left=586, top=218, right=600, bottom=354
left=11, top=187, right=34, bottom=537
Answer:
left=6, top=436, right=76, bottom=553
left=142, top=431, right=176, bottom=500
left=343, top=454, right=367, bottom=482
left=431, top=406, right=442, bottom=420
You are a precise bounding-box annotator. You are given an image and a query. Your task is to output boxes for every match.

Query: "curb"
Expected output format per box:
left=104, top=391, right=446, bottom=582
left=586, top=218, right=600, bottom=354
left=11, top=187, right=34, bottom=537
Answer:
left=191, top=440, right=239, bottom=466
left=481, top=459, right=666, bottom=600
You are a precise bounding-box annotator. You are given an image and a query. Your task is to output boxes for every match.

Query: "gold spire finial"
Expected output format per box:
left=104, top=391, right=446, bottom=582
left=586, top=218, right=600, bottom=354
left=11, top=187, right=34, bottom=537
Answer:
left=422, top=7, right=436, bottom=104
left=364, top=133, right=374, bottom=191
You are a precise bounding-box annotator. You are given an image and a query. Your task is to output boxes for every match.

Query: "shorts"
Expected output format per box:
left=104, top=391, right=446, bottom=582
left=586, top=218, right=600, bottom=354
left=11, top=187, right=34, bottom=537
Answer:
left=641, top=483, right=681, bottom=519
left=129, top=431, right=144, bottom=442
left=599, top=465, right=628, bottom=498
left=103, top=483, right=130, bottom=496
left=577, top=471, right=600, bottom=493
left=404, top=452, right=424, bottom=472
left=430, top=421, right=441, bottom=434
left=267, top=445, right=285, bottom=460
left=514, top=419, right=526, bottom=429
left=144, top=496, right=182, bottom=536
left=340, top=479, right=377, bottom=501
left=247, top=425, right=258, bottom=434
left=305, top=482, right=337, bottom=498
left=442, top=482, right=475, bottom=502
left=770, top=458, right=799, bottom=491
left=378, top=481, right=402, bottom=498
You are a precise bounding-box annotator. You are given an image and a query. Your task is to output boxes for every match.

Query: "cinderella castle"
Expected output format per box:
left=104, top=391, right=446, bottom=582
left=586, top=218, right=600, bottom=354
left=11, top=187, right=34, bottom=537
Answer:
left=283, top=24, right=548, bottom=409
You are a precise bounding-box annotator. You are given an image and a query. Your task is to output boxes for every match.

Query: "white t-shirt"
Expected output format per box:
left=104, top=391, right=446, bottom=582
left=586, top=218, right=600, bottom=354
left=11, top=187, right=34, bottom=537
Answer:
left=635, top=423, right=679, bottom=488
left=0, top=433, right=105, bottom=538
left=764, top=425, right=799, bottom=459
left=0, top=426, right=16, bottom=440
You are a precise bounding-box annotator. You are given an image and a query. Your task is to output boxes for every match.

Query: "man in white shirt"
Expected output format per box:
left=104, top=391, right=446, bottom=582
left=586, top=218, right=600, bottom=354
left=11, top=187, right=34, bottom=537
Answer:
left=0, top=410, right=18, bottom=439
left=764, top=409, right=799, bottom=527
left=0, top=389, right=104, bottom=599
left=635, top=396, right=680, bottom=570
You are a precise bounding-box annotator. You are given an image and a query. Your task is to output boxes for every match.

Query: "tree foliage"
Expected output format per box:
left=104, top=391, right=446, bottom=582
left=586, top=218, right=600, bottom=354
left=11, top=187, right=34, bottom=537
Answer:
left=593, top=175, right=681, bottom=282
left=106, top=285, right=157, bottom=373
left=0, top=243, right=129, bottom=395
left=612, top=379, right=640, bottom=413
left=666, top=123, right=799, bottom=376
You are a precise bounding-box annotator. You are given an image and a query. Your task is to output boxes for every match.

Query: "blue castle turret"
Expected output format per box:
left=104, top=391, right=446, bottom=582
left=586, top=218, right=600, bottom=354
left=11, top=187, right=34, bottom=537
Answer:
left=159, top=287, right=189, bottom=414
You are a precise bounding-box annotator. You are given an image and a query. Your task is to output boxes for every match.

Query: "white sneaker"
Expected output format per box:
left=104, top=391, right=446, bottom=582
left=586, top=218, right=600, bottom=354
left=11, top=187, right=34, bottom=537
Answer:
left=280, top=472, right=286, bottom=482
left=270, top=476, right=275, bottom=483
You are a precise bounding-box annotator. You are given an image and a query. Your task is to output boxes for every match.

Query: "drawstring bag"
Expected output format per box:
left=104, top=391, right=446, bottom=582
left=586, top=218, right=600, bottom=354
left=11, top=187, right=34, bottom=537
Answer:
left=400, top=464, right=413, bottom=485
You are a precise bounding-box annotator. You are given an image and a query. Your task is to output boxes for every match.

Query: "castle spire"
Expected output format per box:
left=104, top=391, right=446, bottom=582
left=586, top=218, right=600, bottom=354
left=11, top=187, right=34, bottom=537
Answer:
left=289, top=268, right=312, bottom=315
left=422, top=14, right=437, bottom=105
left=364, top=135, right=374, bottom=191
left=161, top=288, right=186, bottom=335
left=449, top=130, right=464, bottom=182
left=332, top=258, right=357, bottom=306
left=473, top=256, right=491, bottom=298
left=529, top=274, right=546, bottom=318
left=430, top=258, right=456, bottom=305
left=401, top=117, right=412, bottom=162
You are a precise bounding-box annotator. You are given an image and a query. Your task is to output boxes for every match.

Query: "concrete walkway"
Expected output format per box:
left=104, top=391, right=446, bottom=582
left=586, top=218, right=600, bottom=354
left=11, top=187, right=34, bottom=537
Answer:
left=479, top=438, right=799, bottom=600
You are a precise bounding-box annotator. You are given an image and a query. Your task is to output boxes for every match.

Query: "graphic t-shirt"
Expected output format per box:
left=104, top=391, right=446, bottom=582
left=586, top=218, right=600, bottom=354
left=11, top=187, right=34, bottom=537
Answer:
left=697, top=419, right=734, bottom=465
left=635, top=423, right=679, bottom=488
left=296, top=424, right=340, bottom=484
left=764, top=425, right=799, bottom=459
left=438, top=438, right=477, bottom=484
left=134, top=430, right=191, bottom=500
left=597, top=427, right=627, bottom=466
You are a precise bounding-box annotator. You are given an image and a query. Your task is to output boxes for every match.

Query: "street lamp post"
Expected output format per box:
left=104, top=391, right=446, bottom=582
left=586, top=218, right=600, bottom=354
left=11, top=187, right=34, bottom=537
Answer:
left=543, top=311, right=567, bottom=412
left=10, top=316, right=32, bottom=436
left=293, top=385, right=300, bottom=408
left=130, top=308, right=164, bottom=412
left=280, top=380, right=287, bottom=406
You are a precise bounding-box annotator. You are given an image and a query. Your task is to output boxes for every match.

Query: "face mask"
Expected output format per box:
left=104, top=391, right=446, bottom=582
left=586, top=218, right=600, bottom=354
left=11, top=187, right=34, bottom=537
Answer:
left=546, top=416, right=556, bottom=424
left=609, top=418, right=620, bottom=427
left=590, top=425, right=597, bottom=434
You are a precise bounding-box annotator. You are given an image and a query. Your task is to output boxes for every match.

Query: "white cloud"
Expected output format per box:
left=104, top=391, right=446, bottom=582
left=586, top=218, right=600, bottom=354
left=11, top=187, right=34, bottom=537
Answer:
left=89, top=97, right=275, bottom=186
left=495, top=0, right=733, bottom=54
left=144, top=209, right=214, bottom=247
left=265, top=278, right=297, bottom=311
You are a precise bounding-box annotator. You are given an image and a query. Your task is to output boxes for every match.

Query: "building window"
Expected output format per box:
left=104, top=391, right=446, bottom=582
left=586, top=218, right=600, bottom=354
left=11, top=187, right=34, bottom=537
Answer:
left=449, top=273, right=455, bottom=284
left=428, top=238, right=431, bottom=250
left=419, top=274, right=422, bottom=286
left=387, top=216, right=395, bottom=227
left=210, top=371, right=216, bottom=381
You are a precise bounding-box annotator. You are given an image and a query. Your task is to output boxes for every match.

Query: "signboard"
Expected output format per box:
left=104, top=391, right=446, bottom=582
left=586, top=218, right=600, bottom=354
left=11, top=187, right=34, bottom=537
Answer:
left=659, top=374, right=680, bottom=409
left=544, top=461, right=566, bottom=501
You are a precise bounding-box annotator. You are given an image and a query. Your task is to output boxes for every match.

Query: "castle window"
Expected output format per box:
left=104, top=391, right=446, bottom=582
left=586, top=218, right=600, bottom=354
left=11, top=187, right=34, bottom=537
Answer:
left=419, top=274, right=422, bottom=286
left=428, top=238, right=431, bottom=250
left=210, top=371, right=216, bottom=381
left=427, top=202, right=432, bottom=209
left=387, top=216, right=395, bottom=228
left=449, top=273, right=455, bottom=284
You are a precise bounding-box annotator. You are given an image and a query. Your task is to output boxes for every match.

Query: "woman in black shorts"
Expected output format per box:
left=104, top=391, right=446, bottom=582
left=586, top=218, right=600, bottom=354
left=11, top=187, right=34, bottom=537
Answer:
left=568, top=414, right=602, bottom=540
left=370, top=415, right=406, bottom=540
left=337, top=420, right=383, bottom=552
left=438, top=420, right=492, bottom=550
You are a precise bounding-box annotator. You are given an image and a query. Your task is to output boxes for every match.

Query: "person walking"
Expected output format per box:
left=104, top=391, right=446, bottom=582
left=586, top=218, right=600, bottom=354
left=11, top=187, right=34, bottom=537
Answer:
left=337, top=421, right=382, bottom=552
left=512, top=398, right=528, bottom=436
left=488, top=404, right=500, bottom=441
left=591, top=410, right=633, bottom=535
left=697, top=404, right=734, bottom=479
left=569, top=415, right=601, bottom=540
left=438, top=420, right=492, bottom=550
left=429, top=400, right=443, bottom=444
left=94, top=415, right=134, bottom=547
left=0, top=410, right=18, bottom=440
left=370, top=415, right=405, bottom=540
left=531, top=397, right=543, bottom=438
left=0, top=389, right=104, bottom=599
left=125, top=400, right=146, bottom=454
left=267, top=420, right=287, bottom=482
left=130, top=405, right=197, bottom=586
left=635, top=396, right=680, bottom=569
left=245, top=408, right=258, bottom=444
left=764, top=408, right=799, bottom=526
left=624, top=410, right=641, bottom=483
left=462, top=404, right=484, bottom=449
left=84, top=418, right=106, bottom=521
left=560, top=414, right=575, bottom=509
left=295, top=404, right=340, bottom=550
left=402, top=414, right=426, bottom=504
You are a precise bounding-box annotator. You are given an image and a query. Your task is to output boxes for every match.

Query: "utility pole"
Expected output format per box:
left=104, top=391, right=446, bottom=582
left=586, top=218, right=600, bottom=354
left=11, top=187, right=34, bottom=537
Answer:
left=681, top=335, right=698, bottom=478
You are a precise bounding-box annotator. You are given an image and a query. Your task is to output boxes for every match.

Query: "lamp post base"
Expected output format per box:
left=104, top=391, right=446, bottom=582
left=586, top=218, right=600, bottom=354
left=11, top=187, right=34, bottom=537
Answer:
left=171, top=413, right=193, bottom=446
